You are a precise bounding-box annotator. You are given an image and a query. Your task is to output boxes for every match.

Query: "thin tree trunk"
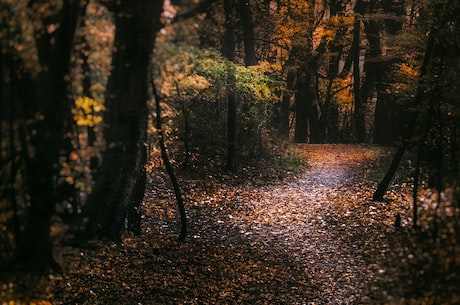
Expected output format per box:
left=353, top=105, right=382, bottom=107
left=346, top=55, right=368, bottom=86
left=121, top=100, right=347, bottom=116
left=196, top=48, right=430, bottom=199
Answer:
left=373, top=0, right=406, bottom=145
left=223, top=0, right=238, bottom=171
left=352, top=10, right=366, bottom=142
left=292, top=1, right=322, bottom=144
left=307, top=67, right=321, bottom=143
left=79, top=1, right=99, bottom=175
left=153, top=87, right=187, bottom=241
left=322, top=26, right=344, bottom=142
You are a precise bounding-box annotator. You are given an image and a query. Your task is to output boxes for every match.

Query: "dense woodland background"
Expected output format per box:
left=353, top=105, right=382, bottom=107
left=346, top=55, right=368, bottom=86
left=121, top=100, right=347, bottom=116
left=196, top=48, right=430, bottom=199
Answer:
left=0, top=0, right=459, bottom=303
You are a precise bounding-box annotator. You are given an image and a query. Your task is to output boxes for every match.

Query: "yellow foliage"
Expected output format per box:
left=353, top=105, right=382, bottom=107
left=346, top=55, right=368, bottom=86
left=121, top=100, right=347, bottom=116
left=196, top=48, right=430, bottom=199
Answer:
left=72, top=96, right=105, bottom=127
left=179, top=75, right=210, bottom=92
left=270, top=0, right=312, bottom=64
left=74, top=96, right=106, bottom=113
left=332, top=77, right=353, bottom=111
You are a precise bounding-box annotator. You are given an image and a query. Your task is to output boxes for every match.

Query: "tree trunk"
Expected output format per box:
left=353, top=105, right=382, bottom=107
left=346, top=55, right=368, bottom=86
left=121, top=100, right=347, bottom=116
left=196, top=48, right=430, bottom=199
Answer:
left=223, top=0, right=238, bottom=171
left=238, top=0, right=257, bottom=66
left=294, top=67, right=308, bottom=143
left=19, top=0, right=83, bottom=270
left=79, top=1, right=99, bottom=175
left=373, top=0, right=406, bottom=145
left=360, top=15, right=382, bottom=139
left=274, top=69, right=295, bottom=138
left=322, top=16, right=345, bottom=143
left=373, top=94, right=396, bottom=145
left=153, top=87, right=187, bottom=241
left=352, top=6, right=366, bottom=142
left=84, top=0, right=164, bottom=241
left=307, top=67, right=321, bottom=143
left=291, top=1, right=323, bottom=144
left=293, top=65, right=321, bottom=144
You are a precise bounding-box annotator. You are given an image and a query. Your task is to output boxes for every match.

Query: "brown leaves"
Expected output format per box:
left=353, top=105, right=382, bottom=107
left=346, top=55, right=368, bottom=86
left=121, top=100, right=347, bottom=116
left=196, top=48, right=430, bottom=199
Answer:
left=51, top=144, right=455, bottom=303
left=4, top=144, right=457, bottom=303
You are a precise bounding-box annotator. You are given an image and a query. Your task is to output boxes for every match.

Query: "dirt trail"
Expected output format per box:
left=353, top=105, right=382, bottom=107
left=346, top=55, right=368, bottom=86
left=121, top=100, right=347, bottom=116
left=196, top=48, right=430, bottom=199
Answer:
left=3, top=144, right=457, bottom=303
left=140, top=144, right=401, bottom=304
left=48, top=144, right=408, bottom=304
left=216, top=144, right=395, bottom=303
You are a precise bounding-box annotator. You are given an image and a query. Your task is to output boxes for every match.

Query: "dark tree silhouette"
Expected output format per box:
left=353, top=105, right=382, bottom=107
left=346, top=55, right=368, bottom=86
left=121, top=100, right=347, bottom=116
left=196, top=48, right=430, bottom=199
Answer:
left=15, top=0, right=84, bottom=270
left=153, top=87, right=187, bottom=241
left=223, top=0, right=238, bottom=171
left=352, top=0, right=365, bottom=142
left=84, top=0, right=164, bottom=240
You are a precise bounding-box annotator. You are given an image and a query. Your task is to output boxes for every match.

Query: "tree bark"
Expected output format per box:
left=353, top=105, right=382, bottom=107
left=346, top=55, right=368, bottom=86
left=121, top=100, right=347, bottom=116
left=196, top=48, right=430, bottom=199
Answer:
left=274, top=69, right=295, bottom=138
left=294, top=67, right=308, bottom=143
left=352, top=6, right=366, bottom=142
left=293, top=64, right=320, bottom=144
left=238, top=0, right=257, bottom=66
left=79, top=1, right=99, bottom=175
left=307, top=67, right=321, bottom=143
left=373, top=0, right=406, bottom=145
left=153, top=87, right=187, bottom=241
left=84, top=0, right=164, bottom=241
left=223, top=0, right=238, bottom=171
left=19, top=0, right=83, bottom=270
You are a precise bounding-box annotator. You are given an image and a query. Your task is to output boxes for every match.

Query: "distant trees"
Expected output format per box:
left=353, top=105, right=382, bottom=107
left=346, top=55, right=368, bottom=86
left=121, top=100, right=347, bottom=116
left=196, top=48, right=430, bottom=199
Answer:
left=144, top=0, right=460, bottom=177
left=156, top=0, right=284, bottom=171
left=159, top=0, right=460, bottom=228
left=152, top=43, right=283, bottom=167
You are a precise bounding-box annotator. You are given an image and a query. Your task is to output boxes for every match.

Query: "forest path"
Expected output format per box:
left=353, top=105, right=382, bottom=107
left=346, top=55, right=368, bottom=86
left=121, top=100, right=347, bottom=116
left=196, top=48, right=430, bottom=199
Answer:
left=52, top=144, right=413, bottom=304
left=208, top=144, right=398, bottom=304
left=139, top=144, right=404, bottom=304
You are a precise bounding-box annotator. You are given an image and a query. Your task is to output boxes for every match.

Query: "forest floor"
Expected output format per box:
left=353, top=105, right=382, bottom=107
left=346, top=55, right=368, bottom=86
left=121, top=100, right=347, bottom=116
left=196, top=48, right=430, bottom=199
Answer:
left=2, top=144, right=459, bottom=304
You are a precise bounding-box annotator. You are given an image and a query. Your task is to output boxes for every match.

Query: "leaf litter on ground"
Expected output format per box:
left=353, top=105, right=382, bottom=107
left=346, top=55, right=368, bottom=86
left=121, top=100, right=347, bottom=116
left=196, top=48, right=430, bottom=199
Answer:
left=1, top=144, right=459, bottom=304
